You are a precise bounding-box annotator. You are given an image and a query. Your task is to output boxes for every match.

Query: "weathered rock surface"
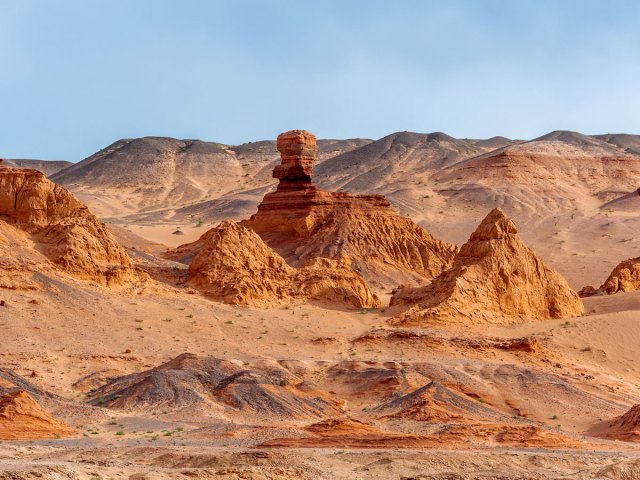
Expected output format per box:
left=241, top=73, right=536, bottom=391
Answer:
left=390, top=208, right=584, bottom=325
left=187, top=221, right=381, bottom=308
left=380, top=380, right=506, bottom=423
left=598, top=404, right=640, bottom=442
left=88, top=353, right=343, bottom=419
left=259, top=417, right=580, bottom=449
left=600, top=257, right=640, bottom=295
left=577, top=255, right=640, bottom=297
left=241, top=130, right=457, bottom=288
left=0, top=165, right=135, bottom=285
left=0, top=390, right=76, bottom=440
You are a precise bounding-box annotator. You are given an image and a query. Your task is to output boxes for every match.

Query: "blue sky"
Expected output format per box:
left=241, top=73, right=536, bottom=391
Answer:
left=1, top=0, right=639, bottom=161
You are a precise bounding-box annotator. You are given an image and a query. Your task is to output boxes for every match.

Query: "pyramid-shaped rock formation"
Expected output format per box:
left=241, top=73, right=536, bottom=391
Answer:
left=240, top=130, right=457, bottom=288
left=0, top=390, right=76, bottom=440
left=390, top=208, right=584, bottom=325
left=187, top=220, right=381, bottom=308
left=0, top=164, right=135, bottom=285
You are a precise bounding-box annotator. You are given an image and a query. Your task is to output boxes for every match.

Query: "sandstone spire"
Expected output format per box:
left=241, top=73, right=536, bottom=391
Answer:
left=237, top=130, right=458, bottom=289
left=273, top=130, right=318, bottom=190
left=390, top=208, right=584, bottom=325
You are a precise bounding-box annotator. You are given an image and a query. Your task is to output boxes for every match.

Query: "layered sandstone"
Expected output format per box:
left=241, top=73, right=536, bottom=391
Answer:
left=390, top=208, right=584, bottom=325
left=0, top=390, right=76, bottom=440
left=0, top=165, right=135, bottom=285
left=188, top=221, right=381, bottom=308
left=241, top=130, right=457, bottom=287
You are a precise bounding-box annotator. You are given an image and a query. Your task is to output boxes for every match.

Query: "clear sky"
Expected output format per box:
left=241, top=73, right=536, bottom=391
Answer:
left=2, top=0, right=639, bottom=161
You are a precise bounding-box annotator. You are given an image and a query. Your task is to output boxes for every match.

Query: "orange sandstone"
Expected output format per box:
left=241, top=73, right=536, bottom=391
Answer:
left=391, top=208, right=584, bottom=325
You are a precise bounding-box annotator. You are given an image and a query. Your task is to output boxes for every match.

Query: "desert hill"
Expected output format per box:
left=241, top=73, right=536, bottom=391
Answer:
left=434, top=130, right=640, bottom=215
left=314, top=130, right=515, bottom=193
left=50, top=136, right=370, bottom=221
left=2, top=159, right=72, bottom=176
left=594, top=133, right=640, bottom=155
left=87, top=353, right=343, bottom=419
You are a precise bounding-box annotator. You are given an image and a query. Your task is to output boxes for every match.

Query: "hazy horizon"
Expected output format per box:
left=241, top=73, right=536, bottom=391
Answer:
left=2, top=0, right=639, bottom=161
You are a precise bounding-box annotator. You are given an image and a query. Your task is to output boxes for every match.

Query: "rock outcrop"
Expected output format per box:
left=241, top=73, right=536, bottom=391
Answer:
left=390, top=208, right=584, bottom=325
left=88, top=353, right=343, bottom=419
left=598, top=404, right=640, bottom=442
left=577, top=254, right=640, bottom=298
left=259, top=417, right=580, bottom=449
left=0, top=390, right=76, bottom=440
left=0, top=165, right=135, bottom=285
left=241, top=130, right=457, bottom=288
left=380, top=381, right=505, bottom=423
left=596, top=257, right=640, bottom=295
left=187, top=221, right=380, bottom=308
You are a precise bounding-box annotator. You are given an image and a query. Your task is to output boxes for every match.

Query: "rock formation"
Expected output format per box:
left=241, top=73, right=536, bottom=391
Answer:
left=241, top=130, right=457, bottom=288
left=598, top=404, right=640, bottom=442
left=88, top=353, right=343, bottom=419
left=0, top=165, right=135, bottom=285
left=0, top=390, right=76, bottom=440
left=390, top=208, right=584, bottom=325
left=187, top=221, right=380, bottom=308
left=583, top=257, right=640, bottom=296
left=380, top=381, right=506, bottom=423
left=259, top=417, right=579, bottom=449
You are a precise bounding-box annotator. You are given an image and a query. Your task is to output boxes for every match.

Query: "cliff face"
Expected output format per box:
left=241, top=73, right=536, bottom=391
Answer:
left=242, top=130, right=457, bottom=288
left=0, top=165, right=135, bottom=285
left=390, top=208, right=584, bottom=326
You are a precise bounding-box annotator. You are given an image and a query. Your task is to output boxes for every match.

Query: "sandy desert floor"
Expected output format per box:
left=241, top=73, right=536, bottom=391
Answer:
left=3, top=261, right=640, bottom=478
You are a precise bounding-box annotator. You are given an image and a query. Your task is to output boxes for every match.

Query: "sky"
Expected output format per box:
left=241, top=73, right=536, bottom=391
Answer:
left=1, top=0, right=639, bottom=161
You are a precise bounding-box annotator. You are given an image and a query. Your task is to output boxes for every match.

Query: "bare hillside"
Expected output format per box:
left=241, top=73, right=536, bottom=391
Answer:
left=2, top=159, right=72, bottom=176
left=51, top=136, right=370, bottom=221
